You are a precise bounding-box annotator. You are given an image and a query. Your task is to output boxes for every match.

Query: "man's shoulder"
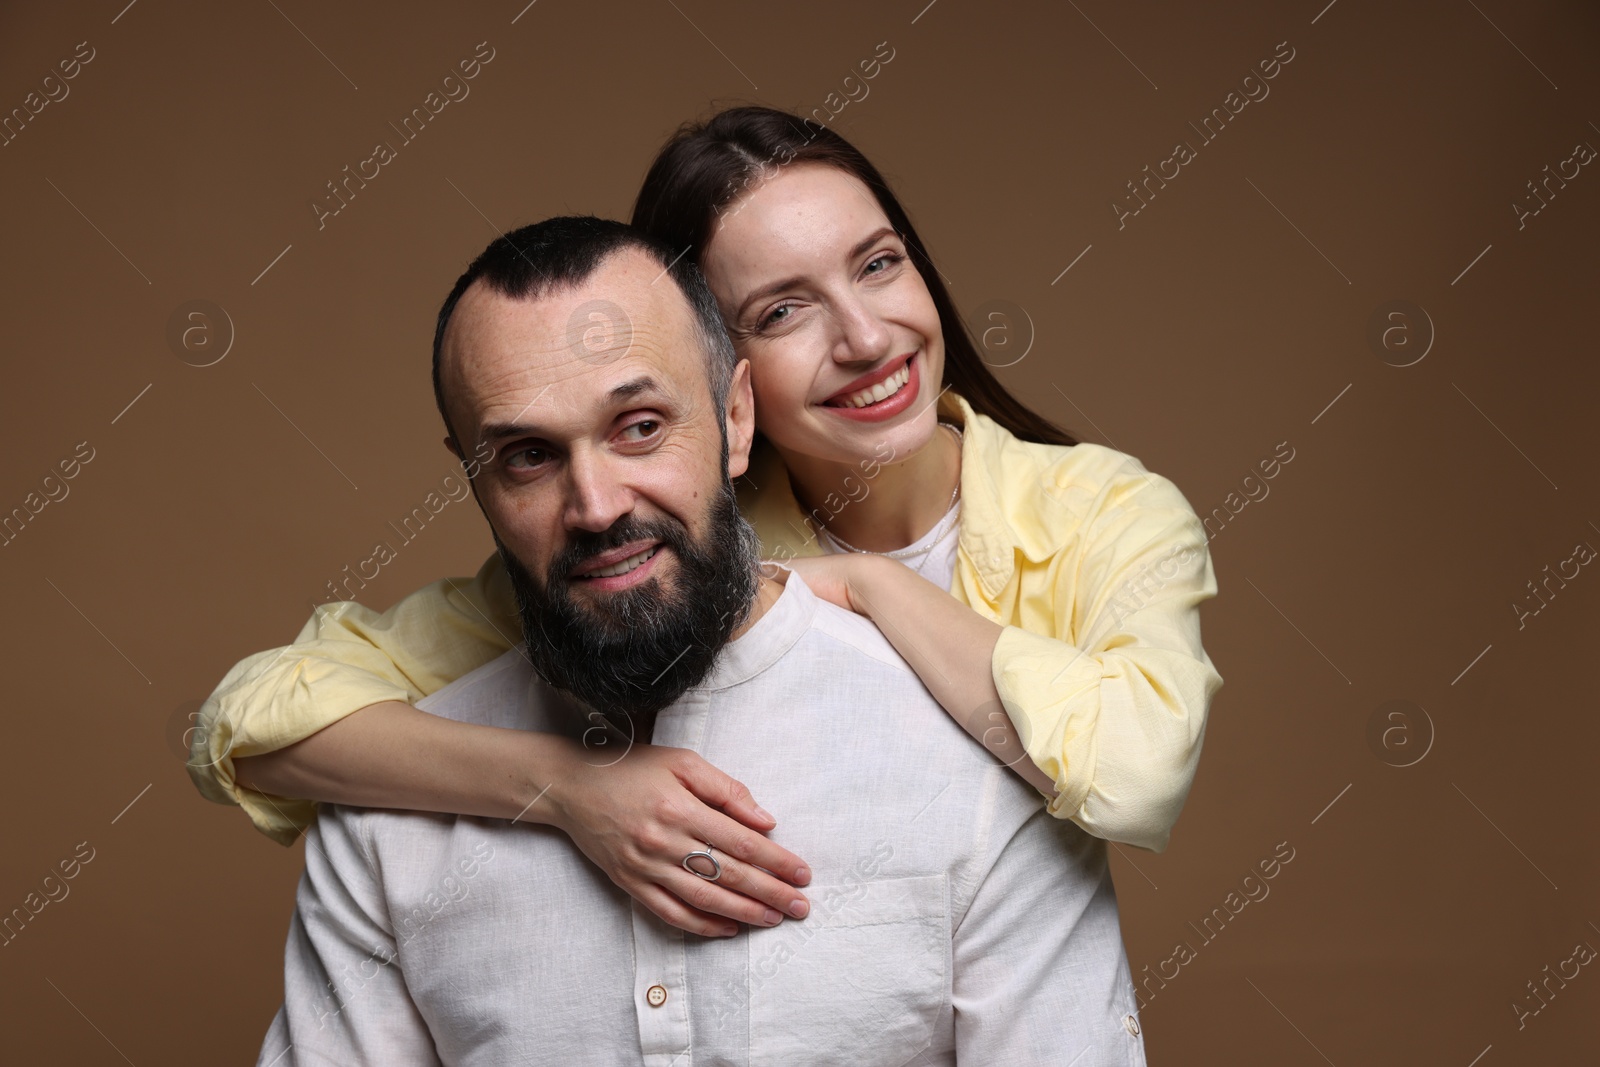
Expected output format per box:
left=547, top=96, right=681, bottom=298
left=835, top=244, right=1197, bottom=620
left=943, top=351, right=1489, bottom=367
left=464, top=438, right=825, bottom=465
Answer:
left=802, top=594, right=919, bottom=678
left=774, top=579, right=915, bottom=681
left=415, top=648, right=557, bottom=730
left=307, top=653, right=553, bottom=857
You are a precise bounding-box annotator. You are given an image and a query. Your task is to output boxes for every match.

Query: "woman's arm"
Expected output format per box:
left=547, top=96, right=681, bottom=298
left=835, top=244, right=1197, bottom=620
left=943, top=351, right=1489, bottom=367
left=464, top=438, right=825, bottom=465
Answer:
left=195, top=554, right=813, bottom=934
left=782, top=554, right=1058, bottom=799
left=233, top=699, right=563, bottom=821
left=785, top=487, right=1223, bottom=853
left=236, top=701, right=813, bottom=936
left=981, top=498, right=1223, bottom=852
left=190, top=554, right=517, bottom=840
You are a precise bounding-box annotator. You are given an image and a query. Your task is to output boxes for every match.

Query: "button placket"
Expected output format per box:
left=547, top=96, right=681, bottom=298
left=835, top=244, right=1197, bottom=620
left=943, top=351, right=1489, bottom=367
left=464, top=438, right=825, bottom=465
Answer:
left=630, top=692, right=709, bottom=1066
left=632, top=903, right=689, bottom=1066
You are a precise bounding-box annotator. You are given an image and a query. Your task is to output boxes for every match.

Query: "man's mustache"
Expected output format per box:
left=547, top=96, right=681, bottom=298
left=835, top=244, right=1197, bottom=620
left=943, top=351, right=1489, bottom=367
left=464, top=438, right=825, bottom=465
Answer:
left=498, top=479, right=762, bottom=733
left=548, top=516, right=688, bottom=586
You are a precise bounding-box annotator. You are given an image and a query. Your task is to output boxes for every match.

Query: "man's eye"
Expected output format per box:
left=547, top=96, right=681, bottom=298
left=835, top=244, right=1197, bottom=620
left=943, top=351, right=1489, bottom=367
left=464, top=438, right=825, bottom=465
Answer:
left=505, top=446, right=548, bottom=469
left=621, top=420, right=661, bottom=441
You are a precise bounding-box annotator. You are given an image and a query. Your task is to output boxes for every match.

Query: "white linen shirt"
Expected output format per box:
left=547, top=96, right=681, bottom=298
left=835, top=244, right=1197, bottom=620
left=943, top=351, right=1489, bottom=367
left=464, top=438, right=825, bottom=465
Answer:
left=257, top=572, right=1149, bottom=1066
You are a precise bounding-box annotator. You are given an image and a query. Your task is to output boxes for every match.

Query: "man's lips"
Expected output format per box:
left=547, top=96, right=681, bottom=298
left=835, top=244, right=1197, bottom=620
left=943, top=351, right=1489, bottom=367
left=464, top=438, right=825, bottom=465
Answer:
left=570, top=539, right=662, bottom=578
left=822, top=353, right=915, bottom=406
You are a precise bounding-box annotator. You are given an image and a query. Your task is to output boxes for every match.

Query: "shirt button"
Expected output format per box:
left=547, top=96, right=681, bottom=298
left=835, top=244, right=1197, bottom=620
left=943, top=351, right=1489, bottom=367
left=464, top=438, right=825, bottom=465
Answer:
left=646, top=984, right=667, bottom=1008
left=1123, top=1013, right=1141, bottom=1037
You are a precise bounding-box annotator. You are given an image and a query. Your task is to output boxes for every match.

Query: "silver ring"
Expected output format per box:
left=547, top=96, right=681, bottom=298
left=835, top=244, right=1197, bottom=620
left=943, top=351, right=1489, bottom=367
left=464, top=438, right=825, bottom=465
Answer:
left=682, top=843, right=722, bottom=881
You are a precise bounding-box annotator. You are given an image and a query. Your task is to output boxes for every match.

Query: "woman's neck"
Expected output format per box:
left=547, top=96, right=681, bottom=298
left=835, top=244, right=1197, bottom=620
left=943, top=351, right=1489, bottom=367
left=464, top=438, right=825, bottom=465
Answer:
left=779, top=423, right=962, bottom=553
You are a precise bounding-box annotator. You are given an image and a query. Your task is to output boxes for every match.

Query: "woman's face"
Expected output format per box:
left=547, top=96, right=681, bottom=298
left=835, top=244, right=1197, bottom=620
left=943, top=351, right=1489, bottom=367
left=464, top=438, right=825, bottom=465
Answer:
left=699, top=163, right=945, bottom=469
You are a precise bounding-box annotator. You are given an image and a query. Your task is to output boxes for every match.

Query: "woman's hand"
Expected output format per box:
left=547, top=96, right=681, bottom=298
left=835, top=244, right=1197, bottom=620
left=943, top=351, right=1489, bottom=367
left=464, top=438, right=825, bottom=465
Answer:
left=545, top=742, right=813, bottom=937
left=777, top=553, right=882, bottom=614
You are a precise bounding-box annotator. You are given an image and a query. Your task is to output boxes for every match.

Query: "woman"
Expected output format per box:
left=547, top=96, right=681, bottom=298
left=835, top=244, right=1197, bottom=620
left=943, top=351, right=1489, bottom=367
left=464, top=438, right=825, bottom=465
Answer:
left=189, top=106, right=1222, bottom=938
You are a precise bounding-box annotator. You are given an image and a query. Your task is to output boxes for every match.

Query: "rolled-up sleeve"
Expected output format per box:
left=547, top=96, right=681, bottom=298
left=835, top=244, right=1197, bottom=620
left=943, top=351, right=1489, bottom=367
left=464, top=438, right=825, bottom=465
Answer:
left=188, top=554, right=518, bottom=844
left=992, top=474, right=1223, bottom=852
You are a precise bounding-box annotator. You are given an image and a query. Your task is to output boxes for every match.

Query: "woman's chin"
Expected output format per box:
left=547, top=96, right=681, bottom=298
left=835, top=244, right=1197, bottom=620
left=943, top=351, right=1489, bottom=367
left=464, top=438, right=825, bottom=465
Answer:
left=778, top=403, right=940, bottom=471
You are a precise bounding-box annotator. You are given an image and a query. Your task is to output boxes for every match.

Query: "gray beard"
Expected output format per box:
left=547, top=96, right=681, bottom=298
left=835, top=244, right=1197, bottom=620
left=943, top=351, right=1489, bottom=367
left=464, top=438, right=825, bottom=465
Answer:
left=497, top=478, right=761, bottom=740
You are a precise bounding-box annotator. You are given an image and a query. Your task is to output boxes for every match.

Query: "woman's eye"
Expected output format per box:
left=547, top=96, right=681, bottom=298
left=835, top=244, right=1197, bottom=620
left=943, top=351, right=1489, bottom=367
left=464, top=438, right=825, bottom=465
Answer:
left=864, top=252, right=903, bottom=275
left=866, top=252, right=904, bottom=276
left=758, top=304, right=794, bottom=331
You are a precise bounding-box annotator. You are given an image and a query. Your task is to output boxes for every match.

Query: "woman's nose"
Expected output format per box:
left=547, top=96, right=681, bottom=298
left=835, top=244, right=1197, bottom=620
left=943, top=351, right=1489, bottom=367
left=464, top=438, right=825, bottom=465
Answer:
left=829, top=296, right=894, bottom=365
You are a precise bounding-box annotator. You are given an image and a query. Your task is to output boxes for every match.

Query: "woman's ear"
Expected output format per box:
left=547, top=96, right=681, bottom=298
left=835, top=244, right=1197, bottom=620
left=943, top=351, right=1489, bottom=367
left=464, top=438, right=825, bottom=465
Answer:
left=724, top=358, right=757, bottom=479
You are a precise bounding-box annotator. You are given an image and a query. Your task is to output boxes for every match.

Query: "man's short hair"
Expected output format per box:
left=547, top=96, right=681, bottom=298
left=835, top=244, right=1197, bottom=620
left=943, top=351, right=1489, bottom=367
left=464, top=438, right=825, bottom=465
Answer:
left=430, top=215, right=737, bottom=449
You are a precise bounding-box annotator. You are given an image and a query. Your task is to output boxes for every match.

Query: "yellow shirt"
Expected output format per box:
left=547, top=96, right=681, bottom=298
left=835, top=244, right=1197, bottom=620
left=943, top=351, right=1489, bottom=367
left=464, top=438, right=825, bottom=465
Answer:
left=190, top=393, right=1222, bottom=851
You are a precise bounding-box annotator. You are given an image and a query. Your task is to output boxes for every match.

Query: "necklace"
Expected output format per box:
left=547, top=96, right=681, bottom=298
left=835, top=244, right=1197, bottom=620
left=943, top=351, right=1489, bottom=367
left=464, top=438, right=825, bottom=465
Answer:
left=813, top=422, right=963, bottom=560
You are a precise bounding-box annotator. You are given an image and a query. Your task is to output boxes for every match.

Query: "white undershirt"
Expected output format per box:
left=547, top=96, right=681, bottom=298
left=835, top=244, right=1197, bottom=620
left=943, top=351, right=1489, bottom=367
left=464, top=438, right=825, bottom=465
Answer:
left=817, top=498, right=961, bottom=589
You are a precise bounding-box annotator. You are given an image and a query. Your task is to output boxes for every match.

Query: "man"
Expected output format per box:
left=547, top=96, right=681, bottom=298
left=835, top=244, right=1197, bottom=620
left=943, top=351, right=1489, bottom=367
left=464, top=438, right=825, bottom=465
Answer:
left=257, top=216, right=1148, bottom=1065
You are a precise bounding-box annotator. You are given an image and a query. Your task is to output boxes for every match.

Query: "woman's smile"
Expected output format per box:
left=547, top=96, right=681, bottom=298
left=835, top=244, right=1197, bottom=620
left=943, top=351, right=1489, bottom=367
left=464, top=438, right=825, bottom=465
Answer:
left=816, top=350, right=921, bottom=422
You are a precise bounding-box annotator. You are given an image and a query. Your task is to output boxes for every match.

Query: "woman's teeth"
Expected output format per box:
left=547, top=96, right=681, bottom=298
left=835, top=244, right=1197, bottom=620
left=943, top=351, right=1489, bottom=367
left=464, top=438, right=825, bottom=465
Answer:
left=585, top=545, right=658, bottom=578
left=832, top=361, right=911, bottom=409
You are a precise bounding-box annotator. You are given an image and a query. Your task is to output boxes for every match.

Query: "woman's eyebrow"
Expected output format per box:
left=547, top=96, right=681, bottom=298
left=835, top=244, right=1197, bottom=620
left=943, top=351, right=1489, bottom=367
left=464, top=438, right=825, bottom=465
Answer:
left=734, top=225, right=899, bottom=319
left=736, top=274, right=806, bottom=319
left=846, top=225, right=898, bottom=261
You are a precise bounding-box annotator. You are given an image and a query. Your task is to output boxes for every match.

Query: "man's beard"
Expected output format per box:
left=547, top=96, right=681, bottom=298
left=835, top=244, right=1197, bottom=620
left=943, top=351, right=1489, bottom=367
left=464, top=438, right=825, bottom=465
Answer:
left=497, top=479, right=761, bottom=741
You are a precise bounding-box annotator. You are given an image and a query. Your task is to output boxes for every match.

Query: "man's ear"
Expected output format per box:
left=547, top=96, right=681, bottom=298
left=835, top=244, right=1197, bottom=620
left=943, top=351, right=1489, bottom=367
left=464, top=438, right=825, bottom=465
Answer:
left=724, top=358, right=756, bottom=479
left=444, top=435, right=463, bottom=460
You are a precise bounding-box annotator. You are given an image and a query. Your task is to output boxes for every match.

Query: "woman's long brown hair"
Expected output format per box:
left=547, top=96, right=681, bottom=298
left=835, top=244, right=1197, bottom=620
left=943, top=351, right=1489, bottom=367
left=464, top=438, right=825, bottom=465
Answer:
left=630, top=106, right=1078, bottom=448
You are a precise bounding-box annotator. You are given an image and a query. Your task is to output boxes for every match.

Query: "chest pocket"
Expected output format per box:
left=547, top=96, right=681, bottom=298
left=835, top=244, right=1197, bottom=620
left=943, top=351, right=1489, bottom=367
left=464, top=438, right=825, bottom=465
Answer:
left=746, top=871, right=949, bottom=1066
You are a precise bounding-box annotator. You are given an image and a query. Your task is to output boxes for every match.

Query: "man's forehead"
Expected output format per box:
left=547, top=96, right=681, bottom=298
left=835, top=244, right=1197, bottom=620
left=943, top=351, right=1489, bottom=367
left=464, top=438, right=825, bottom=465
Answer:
left=442, top=249, right=705, bottom=433
left=449, top=249, right=692, bottom=362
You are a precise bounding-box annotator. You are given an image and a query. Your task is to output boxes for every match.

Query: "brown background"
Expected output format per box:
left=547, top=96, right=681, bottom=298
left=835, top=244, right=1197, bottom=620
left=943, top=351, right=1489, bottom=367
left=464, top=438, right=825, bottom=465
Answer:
left=2, top=0, right=1597, bottom=1063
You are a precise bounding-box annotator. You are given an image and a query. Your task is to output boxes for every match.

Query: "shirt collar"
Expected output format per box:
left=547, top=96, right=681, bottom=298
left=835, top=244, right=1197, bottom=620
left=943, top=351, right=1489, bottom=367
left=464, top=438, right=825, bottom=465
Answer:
left=693, top=567, right=818, bottom=692
left=948, top=395, right=1019, bottom=600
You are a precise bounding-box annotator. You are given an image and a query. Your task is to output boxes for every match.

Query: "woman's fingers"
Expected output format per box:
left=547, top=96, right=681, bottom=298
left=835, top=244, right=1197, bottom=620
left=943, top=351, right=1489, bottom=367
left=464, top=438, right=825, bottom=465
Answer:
left=683, top=832, right=811, bottom=920
left=675, top=867, right=789, bottom=927
left=675, top=757, right=812, bottom=886
left=700, top=814, right=812, bottom=896
left=557, top=746, right=814, bottom=933
left=678, top=756, right=777, bottom=831
left=630, top=882, right=740, bottom=938
left=632, top=861, right=798, bottom=935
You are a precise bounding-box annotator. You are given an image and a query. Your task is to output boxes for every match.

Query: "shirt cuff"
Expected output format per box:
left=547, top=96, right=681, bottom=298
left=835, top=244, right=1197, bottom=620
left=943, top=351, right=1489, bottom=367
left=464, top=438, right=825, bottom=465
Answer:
left=187, top=663, right=415, bottom=846
left=990, top=624, right=1104, bottom=823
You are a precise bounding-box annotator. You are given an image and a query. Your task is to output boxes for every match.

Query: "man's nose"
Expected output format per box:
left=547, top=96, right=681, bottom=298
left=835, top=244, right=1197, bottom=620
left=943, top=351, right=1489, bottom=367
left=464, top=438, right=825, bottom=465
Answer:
left=829, top=293, right=894, bottom=365
left=562, top=448, right=634, bottom=534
